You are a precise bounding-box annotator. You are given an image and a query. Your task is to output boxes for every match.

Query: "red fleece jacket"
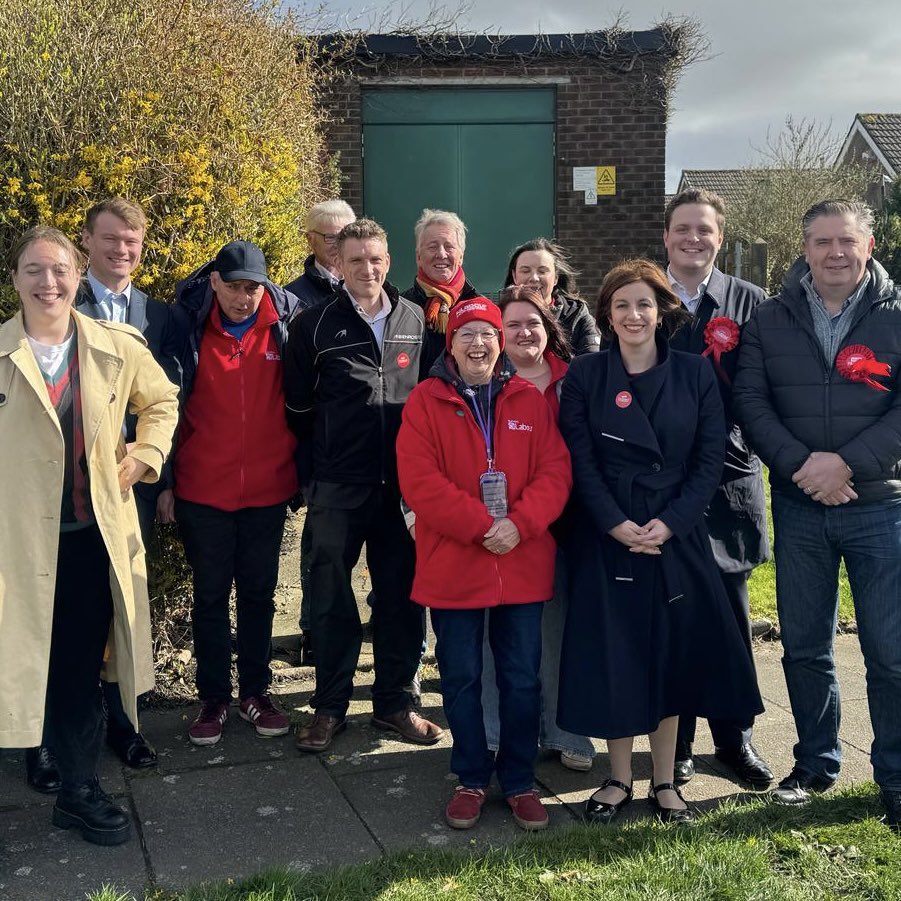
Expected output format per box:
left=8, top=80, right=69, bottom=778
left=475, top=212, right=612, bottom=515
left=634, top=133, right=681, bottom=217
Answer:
left=175, top=292, right=298, bottom=511
left=397, top=374, right=571, bottom=609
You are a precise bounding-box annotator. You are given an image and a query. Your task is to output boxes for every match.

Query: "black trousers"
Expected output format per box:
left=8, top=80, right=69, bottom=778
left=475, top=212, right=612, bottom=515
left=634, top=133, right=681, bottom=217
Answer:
left=101, top=487, right=158, bottom=736
left=177, top=499, right=287, bottom=702
left=297, top=513, right=313, bottom=632
left=678, top=569, right=755, bottom=751
left=46, top=526, right=114, bottom=788
left=306, top=486, right=423, bottom=718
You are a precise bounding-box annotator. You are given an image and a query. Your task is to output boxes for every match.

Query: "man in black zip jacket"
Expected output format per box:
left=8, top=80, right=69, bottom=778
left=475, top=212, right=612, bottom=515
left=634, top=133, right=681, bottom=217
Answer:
left=664, top=189, right=773, bottom=790
left=734, top=199, right=901, bottom=828
left=283, top=218, right=444, bottom=753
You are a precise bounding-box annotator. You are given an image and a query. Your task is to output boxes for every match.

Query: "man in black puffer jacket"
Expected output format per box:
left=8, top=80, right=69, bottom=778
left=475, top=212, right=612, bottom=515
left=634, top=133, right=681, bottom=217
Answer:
left=734, top=199, right=901, bottom=828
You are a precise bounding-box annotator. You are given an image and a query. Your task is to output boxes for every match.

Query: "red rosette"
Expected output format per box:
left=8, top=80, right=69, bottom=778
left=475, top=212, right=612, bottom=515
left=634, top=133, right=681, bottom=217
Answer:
left=701, top=316, right=739, bottom=383
left=836, top=344, right=891, bottom=392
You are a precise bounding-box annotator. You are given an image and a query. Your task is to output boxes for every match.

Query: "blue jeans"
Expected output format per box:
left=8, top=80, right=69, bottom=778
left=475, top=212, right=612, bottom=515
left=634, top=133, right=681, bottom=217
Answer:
left=773, top=491, right=901, bottom=790
left=481, top=557, right=594, bottom=757
left=431, top=603, right=543, bottom=796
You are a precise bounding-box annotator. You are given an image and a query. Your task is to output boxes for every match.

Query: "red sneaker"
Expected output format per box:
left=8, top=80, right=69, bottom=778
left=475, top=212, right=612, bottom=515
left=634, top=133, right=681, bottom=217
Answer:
left=507, top=790, right=549, bottom=831
left=239, top=694, right=290, bottom=737
left=188, top=701, right=229, bottom=746
left=445, top=786, right=487, bottom=829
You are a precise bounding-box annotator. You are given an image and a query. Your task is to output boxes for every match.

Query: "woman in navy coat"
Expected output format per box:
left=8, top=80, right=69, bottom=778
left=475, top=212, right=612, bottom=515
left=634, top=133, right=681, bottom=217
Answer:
left=557, top=259, right=763, bottom=825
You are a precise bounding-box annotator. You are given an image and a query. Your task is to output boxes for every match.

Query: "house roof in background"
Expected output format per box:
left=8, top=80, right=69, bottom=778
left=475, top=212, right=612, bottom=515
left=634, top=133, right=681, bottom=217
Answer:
left=837, top=113, right=901, bottom=179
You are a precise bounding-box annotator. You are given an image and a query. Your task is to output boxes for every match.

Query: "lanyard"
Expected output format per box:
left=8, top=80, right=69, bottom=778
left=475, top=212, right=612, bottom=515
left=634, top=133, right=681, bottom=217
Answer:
left=465, top=382, right=494, bottom=470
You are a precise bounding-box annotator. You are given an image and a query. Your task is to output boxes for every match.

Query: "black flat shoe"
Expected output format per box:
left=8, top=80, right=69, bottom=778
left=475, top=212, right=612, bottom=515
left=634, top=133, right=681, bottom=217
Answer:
left=25, top=746, right=61, bottom=794
left=649, top=782, right=695, bottom=824
left=673, top=756, right=694, bottom=786
left=107, top=730, right=158, bottom=769
left=584, top=778, right=633, bottom=825
left=882, top=789, right=901, bottom=832
left=714, top=743, right=774, bottom=789
left=52, top=777, right=131, bottom=846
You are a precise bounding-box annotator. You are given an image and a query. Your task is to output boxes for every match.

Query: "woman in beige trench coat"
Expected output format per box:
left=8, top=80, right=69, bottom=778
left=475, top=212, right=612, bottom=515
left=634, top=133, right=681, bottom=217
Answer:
left=0, top=226, right=178, bottom=845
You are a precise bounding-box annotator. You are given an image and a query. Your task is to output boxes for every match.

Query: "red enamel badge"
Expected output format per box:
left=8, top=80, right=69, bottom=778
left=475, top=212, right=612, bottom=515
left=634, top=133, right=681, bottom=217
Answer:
left=836, top=344, right=891, bottom=392
left=396, top=352, right=411, bottom=369
left=615, top=391, right=632, bottom=409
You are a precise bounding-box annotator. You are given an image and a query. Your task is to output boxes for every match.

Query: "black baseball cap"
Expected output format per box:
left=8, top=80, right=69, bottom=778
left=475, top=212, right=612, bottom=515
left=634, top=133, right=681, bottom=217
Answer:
left=213, top=240, right=268, bottom=282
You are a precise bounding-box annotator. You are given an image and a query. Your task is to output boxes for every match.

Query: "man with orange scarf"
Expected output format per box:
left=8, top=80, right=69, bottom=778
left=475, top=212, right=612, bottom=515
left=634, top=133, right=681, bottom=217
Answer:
left=404, top=209, right=480, bottom=366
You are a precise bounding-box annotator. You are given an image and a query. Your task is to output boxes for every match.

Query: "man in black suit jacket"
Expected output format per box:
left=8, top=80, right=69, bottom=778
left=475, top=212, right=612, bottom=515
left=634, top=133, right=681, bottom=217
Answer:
left=664, top=188, right=773, bottom=789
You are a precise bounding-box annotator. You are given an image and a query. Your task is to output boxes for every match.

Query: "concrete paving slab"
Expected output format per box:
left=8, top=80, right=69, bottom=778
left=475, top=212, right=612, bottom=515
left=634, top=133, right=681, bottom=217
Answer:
left=336, top=749, right=574, bottom=854
left=132, top=756, right=379, bottom=891
left=0, top=803, right=146, bottom=901
left=137, top=706, right=298, bottom=776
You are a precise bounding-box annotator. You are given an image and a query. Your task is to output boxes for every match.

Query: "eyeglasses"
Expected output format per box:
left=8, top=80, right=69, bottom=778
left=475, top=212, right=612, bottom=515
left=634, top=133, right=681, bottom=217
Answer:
left=310, top=230, right=340, bottom=245
left=455, top=329, right=500, bottom=344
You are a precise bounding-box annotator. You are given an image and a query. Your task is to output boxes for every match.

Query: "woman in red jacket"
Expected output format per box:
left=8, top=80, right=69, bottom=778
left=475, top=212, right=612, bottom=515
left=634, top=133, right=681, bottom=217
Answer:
left=397, top=298, right=571, bottom=833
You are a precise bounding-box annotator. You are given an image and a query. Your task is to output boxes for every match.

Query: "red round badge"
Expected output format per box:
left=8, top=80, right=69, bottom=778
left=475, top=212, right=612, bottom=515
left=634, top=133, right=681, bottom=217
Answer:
left=396, top=352, right=411, bottom=369
left=615, top=391, right=632, bottom=409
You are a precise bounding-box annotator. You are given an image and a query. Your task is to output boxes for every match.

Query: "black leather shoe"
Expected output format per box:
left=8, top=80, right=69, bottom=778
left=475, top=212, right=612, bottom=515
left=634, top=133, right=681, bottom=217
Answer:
left=770, top=768, right=836, bottom=805
left=881, top=790, right=901, bottom=832
left=107, top=729, right=158, bottom=769
left=714, top=743, right=774, bottom=789
left=584, top=778, right=633, bottom=825
left=649, top=782, right=695, bottom=824
left=52, top=777, right=131, bottom=846
left=25, top=746, right=61, bottom=794
left=673, top=756, right=694, bottom=786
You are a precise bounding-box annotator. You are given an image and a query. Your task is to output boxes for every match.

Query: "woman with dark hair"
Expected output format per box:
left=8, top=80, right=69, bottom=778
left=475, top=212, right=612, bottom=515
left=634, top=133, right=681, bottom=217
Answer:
left=505, top=238, right=600, bottom=355
left=557, top=259, right=763, bottom=825
left=480, top=286, right=597, bottom=771
left=0, top=227, right=178, bottom=845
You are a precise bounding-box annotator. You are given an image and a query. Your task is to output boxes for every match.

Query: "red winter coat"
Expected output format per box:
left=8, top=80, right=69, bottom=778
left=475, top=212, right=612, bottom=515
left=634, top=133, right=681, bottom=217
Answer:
left=397, top=372, right=571, bottom=609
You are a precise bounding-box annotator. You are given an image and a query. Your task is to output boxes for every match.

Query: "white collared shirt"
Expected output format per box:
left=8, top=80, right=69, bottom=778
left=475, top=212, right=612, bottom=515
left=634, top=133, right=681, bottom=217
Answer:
left=667, top=266, right=712, bottom=315
left=87, top=269, right=132, bottom=323
left=347, top=289, right=391, bottom=348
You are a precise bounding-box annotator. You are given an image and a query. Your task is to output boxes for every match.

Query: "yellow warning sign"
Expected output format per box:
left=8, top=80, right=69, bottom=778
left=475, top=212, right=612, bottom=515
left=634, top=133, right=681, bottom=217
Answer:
left=596, top=166, right=616, bottom=195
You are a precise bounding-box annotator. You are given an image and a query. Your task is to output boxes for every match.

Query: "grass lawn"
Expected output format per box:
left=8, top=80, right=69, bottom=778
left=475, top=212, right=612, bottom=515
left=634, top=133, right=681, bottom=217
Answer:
left=747, top=478, right=854, bottom=626
left=88, top=785, right=900, bottom=901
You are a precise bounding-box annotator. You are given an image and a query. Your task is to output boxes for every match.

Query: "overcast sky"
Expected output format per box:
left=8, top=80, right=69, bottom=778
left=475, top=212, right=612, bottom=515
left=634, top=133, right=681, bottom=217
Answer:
left=295, top=0, right=901, bottom=191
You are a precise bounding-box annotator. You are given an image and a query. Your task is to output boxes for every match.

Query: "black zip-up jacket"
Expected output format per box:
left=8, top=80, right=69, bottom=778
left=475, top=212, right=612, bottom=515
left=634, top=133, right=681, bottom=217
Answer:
left=283, top=282, right=426, bottom=489
left=284, top=254, right=340, bottom=310
left=734, top=256, right=901, bottom=505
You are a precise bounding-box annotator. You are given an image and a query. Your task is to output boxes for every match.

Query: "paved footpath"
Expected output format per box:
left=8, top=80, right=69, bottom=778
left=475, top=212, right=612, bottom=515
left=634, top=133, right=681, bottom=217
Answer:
left=0, top=631, right=875, bottom=901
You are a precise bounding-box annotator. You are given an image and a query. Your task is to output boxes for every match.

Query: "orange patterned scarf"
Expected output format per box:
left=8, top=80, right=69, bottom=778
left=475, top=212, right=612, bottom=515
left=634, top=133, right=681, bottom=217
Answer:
left=415, top=266, right=467, bottom=334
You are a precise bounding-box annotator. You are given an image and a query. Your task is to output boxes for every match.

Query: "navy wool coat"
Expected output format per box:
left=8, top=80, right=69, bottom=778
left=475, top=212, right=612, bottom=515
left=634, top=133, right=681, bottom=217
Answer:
left=556, top=336, right=764, bottom=739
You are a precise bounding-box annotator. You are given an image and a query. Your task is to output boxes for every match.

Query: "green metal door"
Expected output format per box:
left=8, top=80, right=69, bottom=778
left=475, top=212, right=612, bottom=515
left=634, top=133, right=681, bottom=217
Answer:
left=362, top=89, right=555, bottom=296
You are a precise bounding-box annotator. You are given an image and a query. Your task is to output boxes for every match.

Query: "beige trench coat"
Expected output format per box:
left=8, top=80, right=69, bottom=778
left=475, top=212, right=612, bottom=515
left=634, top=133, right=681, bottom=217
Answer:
left=0, top=309, right=179, bottom=747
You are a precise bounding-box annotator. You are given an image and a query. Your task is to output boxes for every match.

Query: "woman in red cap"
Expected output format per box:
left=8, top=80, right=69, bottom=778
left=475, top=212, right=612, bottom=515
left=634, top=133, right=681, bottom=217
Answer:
left=397, top=297, right=571, bottom=833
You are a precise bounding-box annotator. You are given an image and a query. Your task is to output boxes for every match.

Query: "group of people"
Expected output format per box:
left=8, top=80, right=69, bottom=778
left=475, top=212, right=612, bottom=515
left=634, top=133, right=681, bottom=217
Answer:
left=1, top=186, right=900, bottom=847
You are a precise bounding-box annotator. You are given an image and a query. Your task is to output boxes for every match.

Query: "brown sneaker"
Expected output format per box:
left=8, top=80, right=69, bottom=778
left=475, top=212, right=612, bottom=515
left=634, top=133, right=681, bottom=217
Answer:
left=295, top=713, right=346, bottom=753
left=371, top=708, right=444, bottom=745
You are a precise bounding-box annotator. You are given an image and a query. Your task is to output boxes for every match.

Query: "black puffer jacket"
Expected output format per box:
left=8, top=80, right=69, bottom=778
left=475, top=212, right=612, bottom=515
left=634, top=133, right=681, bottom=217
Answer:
left=734, top=257, right=901, bottom=504
left=551, top=291, right=600, bottom=355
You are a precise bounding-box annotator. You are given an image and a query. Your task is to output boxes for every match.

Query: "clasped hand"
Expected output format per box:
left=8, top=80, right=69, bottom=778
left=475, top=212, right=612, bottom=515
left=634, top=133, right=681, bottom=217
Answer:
left=483, top=517, right=520, bottom=555
left=792, top=452, right=857, bottom=505
left=609, top=518, right=673, bottom=554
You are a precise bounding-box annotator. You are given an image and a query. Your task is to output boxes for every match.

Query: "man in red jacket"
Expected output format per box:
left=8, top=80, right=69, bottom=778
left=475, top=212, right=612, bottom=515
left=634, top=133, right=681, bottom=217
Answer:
left=172, top=241, right=300, bottom=746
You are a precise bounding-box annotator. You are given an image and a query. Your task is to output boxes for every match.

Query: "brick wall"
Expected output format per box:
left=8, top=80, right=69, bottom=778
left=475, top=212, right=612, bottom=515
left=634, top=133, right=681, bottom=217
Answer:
left=318, top=54, right=669, bottom=302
